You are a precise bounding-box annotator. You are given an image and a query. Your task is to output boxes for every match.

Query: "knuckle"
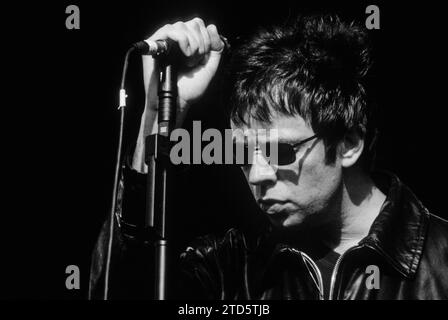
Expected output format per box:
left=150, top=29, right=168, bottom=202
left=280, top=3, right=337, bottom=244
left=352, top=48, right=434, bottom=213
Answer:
left=173, top=21, right=186, bottom=29
left=191, top=22, right=202, bottom=31
left=193, top=17, right=205, bottom=26
left=160, top=24, right=172, bottom=32
left=207, top=24, right=219, bottom=36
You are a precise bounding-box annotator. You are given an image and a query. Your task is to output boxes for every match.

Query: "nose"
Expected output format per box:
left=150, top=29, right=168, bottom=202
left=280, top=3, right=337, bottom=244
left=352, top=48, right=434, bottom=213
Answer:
left=248, top=150, right=277, bottom=186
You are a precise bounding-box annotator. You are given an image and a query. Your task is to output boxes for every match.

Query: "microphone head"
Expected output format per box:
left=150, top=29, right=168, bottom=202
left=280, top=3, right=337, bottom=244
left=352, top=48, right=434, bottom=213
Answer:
left=132, top=39, right=170, bottom=55
left=143, top=39, right=173, bottom=56
left=133, top=41, right=150, bottom=53
left=134, top=37, right=230, bottom=56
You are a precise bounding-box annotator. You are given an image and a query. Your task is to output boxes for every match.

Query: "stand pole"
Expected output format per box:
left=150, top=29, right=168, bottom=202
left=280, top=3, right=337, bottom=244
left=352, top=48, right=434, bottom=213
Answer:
left=145, top=59, right=177, bottom=300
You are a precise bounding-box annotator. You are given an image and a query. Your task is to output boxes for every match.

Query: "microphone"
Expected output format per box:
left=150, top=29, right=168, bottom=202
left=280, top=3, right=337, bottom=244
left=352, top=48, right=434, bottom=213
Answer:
left=133, top=36, right=230, bottom=56
left=133, top=39, right=176, bottom=56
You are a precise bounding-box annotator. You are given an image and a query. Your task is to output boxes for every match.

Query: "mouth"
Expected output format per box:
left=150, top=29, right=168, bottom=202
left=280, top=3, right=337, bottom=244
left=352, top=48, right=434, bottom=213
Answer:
left=257, top=198, right=289, bottom=214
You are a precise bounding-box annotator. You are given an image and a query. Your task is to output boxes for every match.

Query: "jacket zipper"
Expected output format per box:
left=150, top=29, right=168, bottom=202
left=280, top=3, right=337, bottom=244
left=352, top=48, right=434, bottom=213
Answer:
left=290, top=245, right=366, bottom=300
left=290, top=248, right=324, bottom=300
left=328, top=245, right=363, bottom=300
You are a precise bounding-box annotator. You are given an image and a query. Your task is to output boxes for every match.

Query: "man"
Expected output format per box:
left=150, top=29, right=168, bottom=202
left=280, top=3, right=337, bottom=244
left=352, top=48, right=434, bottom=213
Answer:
left=90, top=15, right=448, bottom=299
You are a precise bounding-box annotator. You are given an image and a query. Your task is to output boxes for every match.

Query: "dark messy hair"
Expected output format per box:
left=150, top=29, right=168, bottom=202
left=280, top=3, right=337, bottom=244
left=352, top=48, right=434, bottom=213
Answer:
left=227, top=15, right=377, bottom=170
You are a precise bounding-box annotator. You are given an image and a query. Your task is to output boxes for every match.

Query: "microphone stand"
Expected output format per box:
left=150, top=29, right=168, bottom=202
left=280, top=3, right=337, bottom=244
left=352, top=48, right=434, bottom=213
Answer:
left=145, top=55, right=177, bottom=300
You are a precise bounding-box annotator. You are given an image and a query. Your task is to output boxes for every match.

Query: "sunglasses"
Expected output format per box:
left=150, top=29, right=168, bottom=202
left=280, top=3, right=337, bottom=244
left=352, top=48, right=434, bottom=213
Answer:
left=232, top=134, right=319, bottom=166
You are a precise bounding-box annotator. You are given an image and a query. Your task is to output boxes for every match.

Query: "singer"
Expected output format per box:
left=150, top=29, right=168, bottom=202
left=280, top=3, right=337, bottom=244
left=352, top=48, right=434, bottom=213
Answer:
left=89, top=15, right=448, bottom=300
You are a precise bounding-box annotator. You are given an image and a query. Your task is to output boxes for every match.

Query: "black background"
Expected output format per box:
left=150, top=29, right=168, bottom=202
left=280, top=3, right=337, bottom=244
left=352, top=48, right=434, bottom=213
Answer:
left=2, top=0, right=446, bottom=299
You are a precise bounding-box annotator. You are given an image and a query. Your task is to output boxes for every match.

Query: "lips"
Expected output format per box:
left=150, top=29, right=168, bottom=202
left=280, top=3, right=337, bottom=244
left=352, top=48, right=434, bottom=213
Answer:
left=258, top=198, right=288, bottom=213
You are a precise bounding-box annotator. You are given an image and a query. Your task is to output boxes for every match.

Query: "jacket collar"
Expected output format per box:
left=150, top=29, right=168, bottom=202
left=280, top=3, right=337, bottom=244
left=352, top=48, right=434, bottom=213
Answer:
left=248, top=172, right=430, bottom=279
left=250, top=171, right=430, bottom=279
left=359, top=172, right=430, bottom=278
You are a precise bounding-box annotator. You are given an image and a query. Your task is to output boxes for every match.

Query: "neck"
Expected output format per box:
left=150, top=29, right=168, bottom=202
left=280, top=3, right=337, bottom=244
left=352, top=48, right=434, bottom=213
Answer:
left=325, top=167, right=386, bottom=254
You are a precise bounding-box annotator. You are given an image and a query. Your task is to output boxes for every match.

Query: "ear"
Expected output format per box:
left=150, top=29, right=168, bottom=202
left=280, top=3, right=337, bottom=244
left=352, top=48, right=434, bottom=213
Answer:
left=340, top=130, right=364, bottom=168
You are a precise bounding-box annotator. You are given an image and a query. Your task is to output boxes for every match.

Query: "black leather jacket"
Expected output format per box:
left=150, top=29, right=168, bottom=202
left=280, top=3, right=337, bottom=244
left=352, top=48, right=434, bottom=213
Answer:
left=89, top=171, right=448, bottom=300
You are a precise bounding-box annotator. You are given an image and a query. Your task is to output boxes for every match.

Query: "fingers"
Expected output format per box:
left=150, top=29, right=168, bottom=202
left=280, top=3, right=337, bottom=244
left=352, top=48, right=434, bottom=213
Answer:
left=185, top=18, right=209, bottom=56
left=197, top=20, right=211, bottom=53
left=149, top=18, right=221, bottom=59
left=207, top=24, right=225, bottom=52
left=172, top=21, right=199, bottom=57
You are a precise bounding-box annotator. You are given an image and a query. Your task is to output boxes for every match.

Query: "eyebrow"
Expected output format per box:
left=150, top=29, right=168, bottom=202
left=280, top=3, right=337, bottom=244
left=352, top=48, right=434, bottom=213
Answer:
left=233, top=131, right=312, bottom=144
left=233, top=138, right=305, bottom=146
left=277, top=138, right=302, bottom=144
left=263, top=137, right=309, bottom=144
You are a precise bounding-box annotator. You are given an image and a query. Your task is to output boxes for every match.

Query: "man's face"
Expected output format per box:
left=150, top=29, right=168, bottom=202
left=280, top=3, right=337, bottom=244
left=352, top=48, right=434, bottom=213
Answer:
left=232, top=114, right=344, bottom=230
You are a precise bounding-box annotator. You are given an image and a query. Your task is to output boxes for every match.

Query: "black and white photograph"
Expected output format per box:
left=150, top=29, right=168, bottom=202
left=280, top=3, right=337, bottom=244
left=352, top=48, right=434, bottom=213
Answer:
left=3, top=0, right=447, bottom=310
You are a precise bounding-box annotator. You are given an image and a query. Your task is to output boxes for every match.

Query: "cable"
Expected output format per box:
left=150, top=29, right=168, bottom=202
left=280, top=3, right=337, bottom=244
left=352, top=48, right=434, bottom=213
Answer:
left=103, top=46, right=135, bottom=300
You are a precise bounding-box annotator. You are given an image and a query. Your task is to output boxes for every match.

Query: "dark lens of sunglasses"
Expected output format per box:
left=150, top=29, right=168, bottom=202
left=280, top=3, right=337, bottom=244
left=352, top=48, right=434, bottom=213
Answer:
left=277, top=143, right=296, bottom=165
left=232, top=142, right=297, bottom=166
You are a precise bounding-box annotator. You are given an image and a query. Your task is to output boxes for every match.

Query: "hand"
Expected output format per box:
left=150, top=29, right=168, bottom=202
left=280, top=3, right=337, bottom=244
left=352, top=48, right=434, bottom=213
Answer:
left=146, top=17, right=225, bottom=113
left=133, top=18, right=224, bottom=172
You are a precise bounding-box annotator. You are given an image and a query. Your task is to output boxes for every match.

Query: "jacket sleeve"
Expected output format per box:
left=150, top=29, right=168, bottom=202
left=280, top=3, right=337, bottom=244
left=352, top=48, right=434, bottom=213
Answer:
left=177, top=235, right=224, bottom=300
left=88, top=163, right=150, bottom=299
left=88, top=153, right=227, bottom=299
left=177, top=229, right=254, bottom=300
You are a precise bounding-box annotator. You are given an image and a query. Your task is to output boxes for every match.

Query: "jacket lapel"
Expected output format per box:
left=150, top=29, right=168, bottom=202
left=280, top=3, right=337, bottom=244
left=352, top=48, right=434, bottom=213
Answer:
left=359, top=172, right=430, bottom=278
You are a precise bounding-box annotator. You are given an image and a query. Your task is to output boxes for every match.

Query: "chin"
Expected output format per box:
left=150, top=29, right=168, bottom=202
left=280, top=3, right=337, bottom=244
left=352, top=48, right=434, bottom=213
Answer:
left=268, top=211, right=307, bottom=230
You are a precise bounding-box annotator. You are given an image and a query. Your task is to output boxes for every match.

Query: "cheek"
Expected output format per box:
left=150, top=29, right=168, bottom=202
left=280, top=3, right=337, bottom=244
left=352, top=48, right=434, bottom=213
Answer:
left=287, top=146, right=341, bottom=200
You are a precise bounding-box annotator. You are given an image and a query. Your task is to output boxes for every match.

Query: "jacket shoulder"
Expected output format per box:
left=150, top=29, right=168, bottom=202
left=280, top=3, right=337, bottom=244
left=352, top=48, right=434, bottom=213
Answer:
left=415, top=213, right=448, bottom=298
left=428, top=213, right=448, bottom=235
left=426, top=213, right=448, bottom=245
